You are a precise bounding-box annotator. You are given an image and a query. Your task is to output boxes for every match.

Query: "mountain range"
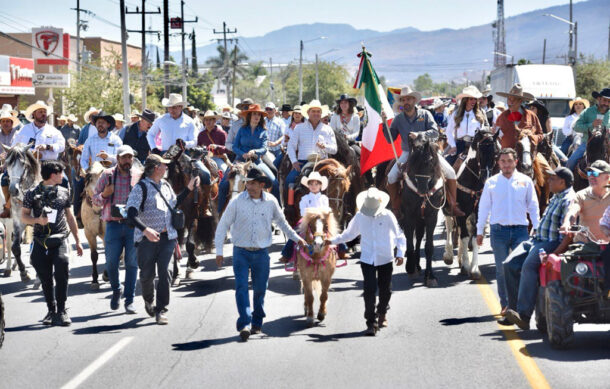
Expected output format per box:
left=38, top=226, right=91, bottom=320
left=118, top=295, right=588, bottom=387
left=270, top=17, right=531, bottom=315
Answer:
left=160, top=0, right=608, bottom=85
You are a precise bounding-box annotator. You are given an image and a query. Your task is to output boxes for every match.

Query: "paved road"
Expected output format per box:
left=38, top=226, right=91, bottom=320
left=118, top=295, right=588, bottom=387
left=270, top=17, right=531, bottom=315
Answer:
left=1, top=222, right=609, bottom=388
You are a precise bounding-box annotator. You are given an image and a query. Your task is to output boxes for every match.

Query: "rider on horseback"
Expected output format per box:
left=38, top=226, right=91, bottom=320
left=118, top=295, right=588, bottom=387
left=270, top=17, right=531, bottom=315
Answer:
left=0, top=109, right=19, bottom=218
left=382, top=87, right=465, bottom=217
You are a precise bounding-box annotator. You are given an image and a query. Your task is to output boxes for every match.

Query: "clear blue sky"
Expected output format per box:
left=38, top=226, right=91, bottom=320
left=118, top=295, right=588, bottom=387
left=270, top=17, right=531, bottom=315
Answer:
left=1, top=0, right=582, bottom=50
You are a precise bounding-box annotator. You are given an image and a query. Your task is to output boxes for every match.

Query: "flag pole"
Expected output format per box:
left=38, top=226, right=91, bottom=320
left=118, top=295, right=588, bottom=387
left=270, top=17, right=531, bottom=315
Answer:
left=360, top=46, right=400, bottom=165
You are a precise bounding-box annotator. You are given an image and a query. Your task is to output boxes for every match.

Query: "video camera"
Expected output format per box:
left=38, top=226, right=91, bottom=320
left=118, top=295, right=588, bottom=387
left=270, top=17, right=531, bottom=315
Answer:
left=32, top=185, right=58, bottom=218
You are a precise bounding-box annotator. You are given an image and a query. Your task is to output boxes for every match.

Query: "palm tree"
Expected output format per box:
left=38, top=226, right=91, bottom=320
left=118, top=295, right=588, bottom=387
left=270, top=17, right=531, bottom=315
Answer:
left=205, top=46, right=248, bottom=80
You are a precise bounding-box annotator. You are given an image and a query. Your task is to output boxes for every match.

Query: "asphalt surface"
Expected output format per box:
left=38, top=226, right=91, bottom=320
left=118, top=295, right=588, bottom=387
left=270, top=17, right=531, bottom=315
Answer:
left=1, top=221, right=609, bottom=389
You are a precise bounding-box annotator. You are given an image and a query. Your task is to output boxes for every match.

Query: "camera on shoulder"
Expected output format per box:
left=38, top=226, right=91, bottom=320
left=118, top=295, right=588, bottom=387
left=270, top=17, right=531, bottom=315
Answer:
left=32, top=185, right=58, bottom=218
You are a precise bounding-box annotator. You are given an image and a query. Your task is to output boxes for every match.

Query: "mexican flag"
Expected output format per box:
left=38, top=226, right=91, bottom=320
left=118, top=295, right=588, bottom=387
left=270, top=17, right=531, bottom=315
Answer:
left=353, top=49, right=401, bottom=175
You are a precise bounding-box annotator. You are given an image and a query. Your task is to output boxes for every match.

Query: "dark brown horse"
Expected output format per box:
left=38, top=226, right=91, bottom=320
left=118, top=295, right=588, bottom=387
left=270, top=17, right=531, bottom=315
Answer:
left=572, top=128, right=610, bottom=191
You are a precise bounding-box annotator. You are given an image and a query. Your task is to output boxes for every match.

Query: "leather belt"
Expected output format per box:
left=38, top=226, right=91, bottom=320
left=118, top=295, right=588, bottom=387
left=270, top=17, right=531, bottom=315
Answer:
left=238, top=246, right=263, bottom=252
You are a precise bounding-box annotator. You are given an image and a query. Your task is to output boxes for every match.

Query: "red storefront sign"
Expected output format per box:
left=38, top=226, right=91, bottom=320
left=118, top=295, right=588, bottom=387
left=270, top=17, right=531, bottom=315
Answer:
left=0, top=55, right=34, bottom=95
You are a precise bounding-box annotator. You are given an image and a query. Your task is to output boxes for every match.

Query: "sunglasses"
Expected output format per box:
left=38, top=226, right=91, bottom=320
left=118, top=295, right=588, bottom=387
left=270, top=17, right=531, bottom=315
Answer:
left=587, top=170, right=601, bottom=177
left=265, top=108, right=274, bottom=111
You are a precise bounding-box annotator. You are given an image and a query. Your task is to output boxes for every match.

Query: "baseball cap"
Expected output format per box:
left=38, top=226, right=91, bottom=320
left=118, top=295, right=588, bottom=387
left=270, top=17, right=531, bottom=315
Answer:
left=117, top=145, right=135, bottom=157
left=145, top=153, right=171, bottom=165
left=587, top=160, right=610, bottom=174
left=545, top=167, right=574, bottom=187
left=265, top=102, right=276, bottom=110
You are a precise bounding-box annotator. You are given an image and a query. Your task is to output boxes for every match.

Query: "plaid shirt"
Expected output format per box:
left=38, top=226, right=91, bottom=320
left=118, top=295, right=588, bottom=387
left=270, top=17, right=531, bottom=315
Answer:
left=92, top=166, right=139, bottom=222
left=535, top=187, right=576, bottom=242
left=265, top=116, right=285, bottom=151
left=81, top=132, right=123, bottom=171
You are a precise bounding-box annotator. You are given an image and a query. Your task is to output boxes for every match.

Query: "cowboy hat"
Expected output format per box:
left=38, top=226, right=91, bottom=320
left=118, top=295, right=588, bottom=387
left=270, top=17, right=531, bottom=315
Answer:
left=161, top=93, right=188, bottom=107
left=130, top=109, right=140, bottom=118
left=280, top=104, right=292, bottom=112
left=201, top=110, right=220, bottom=120
left=321, top=105, right=331, bottom=118
left=25, top=100, right=52, bottom=122
left=1, top=104, right=18, bottom=117
left=137, top=108, right=156, bottom=124
left=336, top=94, right=357, bottom=105
left=221, top=111, right=232, bottom=120
left=592, top=88, right=610, bottom=100
left=496, top=83, right=535, bottom=101
left=113, top=113, right=125, bottom=123
left=569, top=97, right=590, bottom=109
left=0, top=110, right=19, bottom=127
left=457, top=85, right=483, bottom=101
left=241, top=104, right=266, bottom=116
left=356, top=187, right=390, bottom=217
left=92, top=111, right=116, bottom=129
left=244, top=165, right=272, bottom=188
left=431, top=98, right=446, bottom=110
left=58, top=115, right=68, bottom=122
left=292, top=105, right=308, bottom=119
left=67, top=114, right=78, bottom=122
left=481, top=85, right=492, bottom=96
left=236, top=98, right=254, bottom=110
left=495, top=101, right=506, bottom=111
left=303, top=100, right=324, bottom=113
left=145, top=153, right=171, bottom=166
left=220, top=104, right=233, bottom=113
left=300, top=171, right=328, bottom=191
left=83, top=107, right=100, bottom=123
left=527, top=100, right=549, bottom=116
left=398, top=86, right=422, bottom=103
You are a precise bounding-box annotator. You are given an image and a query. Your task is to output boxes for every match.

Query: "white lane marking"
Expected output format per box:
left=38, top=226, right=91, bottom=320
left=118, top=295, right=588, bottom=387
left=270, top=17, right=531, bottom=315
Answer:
left=61, top=337, right=134, bottom=389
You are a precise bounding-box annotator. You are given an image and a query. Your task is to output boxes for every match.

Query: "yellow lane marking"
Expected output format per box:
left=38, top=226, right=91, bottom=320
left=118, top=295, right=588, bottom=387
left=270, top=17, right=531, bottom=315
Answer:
left=476, top=277, right=551, bottom=389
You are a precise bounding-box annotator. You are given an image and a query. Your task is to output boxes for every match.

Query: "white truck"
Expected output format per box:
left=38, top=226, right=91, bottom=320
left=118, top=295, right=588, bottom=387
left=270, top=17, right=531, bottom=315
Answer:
left=490, top=64, right=576, bottom=141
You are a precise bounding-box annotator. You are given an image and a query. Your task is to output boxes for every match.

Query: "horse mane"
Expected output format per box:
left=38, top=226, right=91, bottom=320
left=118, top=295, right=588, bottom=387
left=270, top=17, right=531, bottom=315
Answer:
left=6, top=144, right=40, bottom=178
left=407, top=138, right=441, bottom=179
left=298, top=207, right=338, bottom=237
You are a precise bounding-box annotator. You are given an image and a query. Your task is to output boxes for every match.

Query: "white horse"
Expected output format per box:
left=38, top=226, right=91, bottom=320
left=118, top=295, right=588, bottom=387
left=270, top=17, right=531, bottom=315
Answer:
left=0, top=188, right=14, bottom=278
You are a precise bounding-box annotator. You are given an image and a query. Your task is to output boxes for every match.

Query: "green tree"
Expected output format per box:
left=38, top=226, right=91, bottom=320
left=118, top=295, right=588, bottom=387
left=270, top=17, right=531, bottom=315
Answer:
left=205, top=45, right=248, bottom=80
left=278, top=60, right=352, bottom=106
left=575, top=55, right=610, bottom=103
left=413, top=73, right=434, bottom=95
left=147, top=66, right=216, bottom=112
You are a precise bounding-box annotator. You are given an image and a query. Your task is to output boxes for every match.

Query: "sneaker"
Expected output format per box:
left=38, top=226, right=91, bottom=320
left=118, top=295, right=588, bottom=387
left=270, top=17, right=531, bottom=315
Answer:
left=156, top=311, right=168, bottom=325
left=505, top=309, right=530, bottom=330
left=110, top=290, right=121, bottom=310
left=125, top=303, right=137, bottom=314
left=144, top=301, right=155, bottom=317
left=239, top=328, right=251, bottom=342
left=251, top=326, right=262, bottom=335
left=58, top=309, right=72, bottom=326
left=42, top=311, right=54, bottom=325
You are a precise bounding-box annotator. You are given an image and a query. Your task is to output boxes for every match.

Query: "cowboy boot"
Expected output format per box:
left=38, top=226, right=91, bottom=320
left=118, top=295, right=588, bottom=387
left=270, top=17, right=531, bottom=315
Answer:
left=386, top=182, right=402, bottom=217
left=0, top=185, right=11, bottom=218
left=446, top=179, right=466, bottom=217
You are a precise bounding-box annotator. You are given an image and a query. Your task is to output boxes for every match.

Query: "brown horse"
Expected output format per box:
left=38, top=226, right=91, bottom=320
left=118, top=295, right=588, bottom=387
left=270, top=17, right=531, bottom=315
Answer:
left=315, top=159, right=352, bottom=228
left=297, top=208, right=338, bottom=327
left=220, top=161, right=251, bottom=216
left=515, top=131, right=552, bottom=214
left=81, top=162, right=107, bottom=289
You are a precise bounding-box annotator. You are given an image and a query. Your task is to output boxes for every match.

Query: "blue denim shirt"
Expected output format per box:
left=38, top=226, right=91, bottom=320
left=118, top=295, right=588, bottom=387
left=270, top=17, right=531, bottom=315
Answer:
left=233, top=125, right=268, bottom=161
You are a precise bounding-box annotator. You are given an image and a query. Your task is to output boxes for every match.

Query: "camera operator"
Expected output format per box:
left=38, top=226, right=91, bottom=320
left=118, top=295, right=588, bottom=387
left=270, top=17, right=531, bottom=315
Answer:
left=21, top=161, right=83, bottom=326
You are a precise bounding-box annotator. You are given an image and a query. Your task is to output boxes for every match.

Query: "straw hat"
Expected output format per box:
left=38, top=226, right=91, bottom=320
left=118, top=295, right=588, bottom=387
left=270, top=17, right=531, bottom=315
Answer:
left=431, top=98, right=446, bottom=110
left=496, top=83, right=535, bottom=101
left=236, top=98, right=254, bottom=110
left=302, top=100, right=324, bottom=113
left=356, top=188, right=390, bottom=217
left=67, top=114, right=78, bottom=123
left=220, top=104, right=233, bottom=113
left=300, top=171, right=328, bottom=191
left=457, top=85, right=483, bottom=101
left=201, top=110, right=220, bottom=120
left=569, top=97, right=590, bottom=110
left=0, top=110, right=19, bottom=127
left=83, top=107, right=100, bottom=123
left=25, top=100, right=52, bottom=122
left=161, top=93, right=188, bottom=107
left=321, top=105, right=331, bottom=117
left=398, top=86, right=422, bottom=103
left=130, top=109, right=140, bottom=118
left=113, top=113, right=125, bottom=123
left=58, top=115, right=68, bottom=122
left=1, top=104, right=18, bottom=117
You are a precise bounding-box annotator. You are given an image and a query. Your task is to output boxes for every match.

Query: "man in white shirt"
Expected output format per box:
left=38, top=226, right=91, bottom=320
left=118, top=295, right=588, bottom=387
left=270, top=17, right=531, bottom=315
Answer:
left=146, top=93, right=197, bottom=153
left=81, top=111, right=124, bottom=172
left=286, top=100, right=338, bottom=187
left=330, top=188, right=405, bottom=336
left=12, top=101, right=65, bottom=161
left=477, top=148, right=539, bottom=312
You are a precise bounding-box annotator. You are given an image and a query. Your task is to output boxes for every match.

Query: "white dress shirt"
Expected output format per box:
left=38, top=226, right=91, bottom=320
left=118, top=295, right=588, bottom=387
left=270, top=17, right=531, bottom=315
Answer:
left=214, top=191, right=300, bottom=256
left=331, top=209, right=406, bottom=266
left=80, top=131, right=123, bottom=171
left=299, top=192, right=329, bottom=217
left=446, top=110, right=484, bottom=148
left=330, top=113, right=360, bottom=141
left=477, top=171, right=540, bottom=235
left=287, top=120, right=338, bottom=163
left=562, top=113, right=579, bottom=137
left=12, top=122, right=65, bottom=160
left=147, top=113, right=197, bottom=151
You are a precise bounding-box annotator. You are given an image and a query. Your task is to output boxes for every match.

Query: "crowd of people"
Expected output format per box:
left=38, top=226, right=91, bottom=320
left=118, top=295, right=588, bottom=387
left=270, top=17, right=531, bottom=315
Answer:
left=0, top=81, right=608, bottom=340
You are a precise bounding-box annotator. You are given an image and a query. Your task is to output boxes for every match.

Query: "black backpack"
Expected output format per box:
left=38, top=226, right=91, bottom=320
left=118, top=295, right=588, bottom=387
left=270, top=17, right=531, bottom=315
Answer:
left=137, top=181, right=148, bottom=212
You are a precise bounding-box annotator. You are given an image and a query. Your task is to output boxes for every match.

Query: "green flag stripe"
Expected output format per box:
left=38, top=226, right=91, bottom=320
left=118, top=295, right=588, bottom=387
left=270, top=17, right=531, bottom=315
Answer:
left=361, top=58, right=382, bottom=114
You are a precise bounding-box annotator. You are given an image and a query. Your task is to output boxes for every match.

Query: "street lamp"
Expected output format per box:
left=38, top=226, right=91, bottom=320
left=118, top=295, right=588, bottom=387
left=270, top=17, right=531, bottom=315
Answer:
left=315, top=48, right=337, bottom=100
left=492, top=51, right=514, bottom=65
left=299, top=36, right=327, bottom=103
left=543, top=13, right=577, bottom=66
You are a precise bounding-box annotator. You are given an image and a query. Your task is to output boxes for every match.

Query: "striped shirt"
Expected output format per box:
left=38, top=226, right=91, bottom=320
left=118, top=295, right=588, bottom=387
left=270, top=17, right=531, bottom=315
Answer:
left=535, top=187, right=576, bottom=241
left=80, top=131, right=123, bottom=171
left=214, top=191, right=301, bottom=256
left=126, top=178, right=178, bottom=242
left=265, top=116, right=285, bottom=151
left=287, top=120, right=338, bottom=163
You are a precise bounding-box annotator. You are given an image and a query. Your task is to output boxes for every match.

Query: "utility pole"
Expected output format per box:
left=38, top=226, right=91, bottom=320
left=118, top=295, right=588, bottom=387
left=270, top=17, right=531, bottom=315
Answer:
left=299, top=39, right=304, bottom=103
left=119, top=0, right=131, bottom=117
left=269, top=57, right=274, bottom=102
left=315, top=53, right=319, bottom=101
left=231, top=40, right=238, bottom=107
left=213, top=22, right=237, bottom=105
left=163, top=0, right=169, bottom=98
left=542, top=38, right=546, bottom=64
left=608, top=22, right=610, bottom=60
left=191, top=29, right=197, bottom=74
left=126, top=0, right=161, bottom=110
left=568, top=0, right=574, bottom=65
left=179, top=1, right=198, bottom=103
left=76, top=0, right=81, bottom=74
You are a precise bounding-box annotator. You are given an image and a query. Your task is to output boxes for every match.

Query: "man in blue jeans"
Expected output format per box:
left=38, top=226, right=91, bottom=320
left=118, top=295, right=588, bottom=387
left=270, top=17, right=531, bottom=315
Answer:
left=501, top=167, right=576, bottom=328
left=214, top=166, right=306, bottom=342
left=477, top=148, right=540, bottom=314
left=92, top=145, right=138, bottom=313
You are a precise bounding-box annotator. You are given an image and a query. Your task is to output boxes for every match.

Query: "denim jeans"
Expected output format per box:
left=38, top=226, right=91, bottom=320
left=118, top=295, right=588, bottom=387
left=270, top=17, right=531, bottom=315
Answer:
left=503, top=238, right=560, bottom=318
left=211, top=156, right=228, bottom=174
left=560, top=135, right=573, bottom=155
left=271, top=149, right=283, bottom=170
left=566, top=141, right=586, bottom=170
left=489, top=224, right=529, bottom=307
left=286, top=159, right=308, bottom=186
left=104, top=221, right=138, bottom=305
left=193, top=161, right=212, bottom=185
left=217, top=167, right=231, bottom=213
left=232, top=247, right=270, bottom=331
left=445, top=139, right=466, bottom=166
left=72, top=168, right=84, bottom=217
